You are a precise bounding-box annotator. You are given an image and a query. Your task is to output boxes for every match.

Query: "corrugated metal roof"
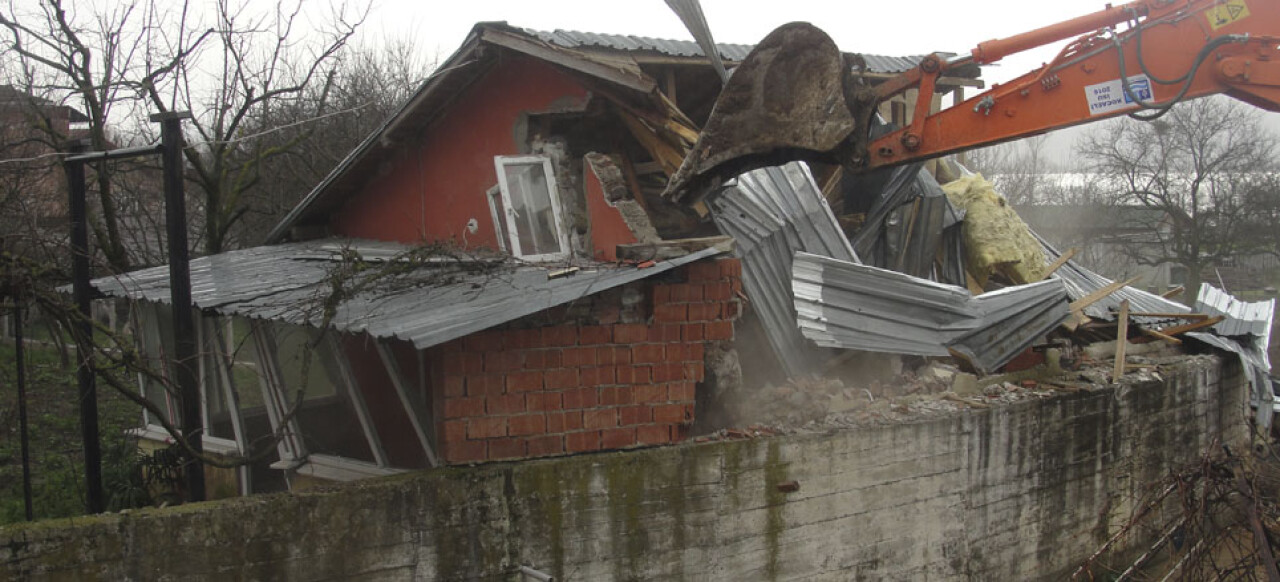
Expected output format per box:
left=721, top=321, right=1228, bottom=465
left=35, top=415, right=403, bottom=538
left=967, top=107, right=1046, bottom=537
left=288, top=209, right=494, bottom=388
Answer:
left=708, top=162, right=856, bottom=377
left=792, top=252, right=1069, bottom=373
left=1185, top=331, right=1274, bottom=428
left=1196, top=284, right=1276, bottom=339
left=91, top=239, right=721, bottom=350
left=525, top=28, right=939, bottom=74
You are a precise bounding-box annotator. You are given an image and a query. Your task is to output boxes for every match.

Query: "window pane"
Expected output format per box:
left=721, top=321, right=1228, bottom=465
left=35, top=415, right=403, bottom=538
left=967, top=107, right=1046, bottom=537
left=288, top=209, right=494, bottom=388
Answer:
left=273, top=324, right=376, bottom=463
left=228, top=319, right=287, bottom=493
left=139, top=302, right=179, bottom=428
left=201, top=318, right=235, bottom=442
left=502, top=161, right=562, bottom=256
left=488, top=187, right=512, bottom=252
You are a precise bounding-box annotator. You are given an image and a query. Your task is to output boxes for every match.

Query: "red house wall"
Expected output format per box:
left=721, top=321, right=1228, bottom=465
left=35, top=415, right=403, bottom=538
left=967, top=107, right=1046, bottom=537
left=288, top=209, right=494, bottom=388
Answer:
left=583, top=163, right=639, bottom=262
left=331, top=55, right=590, bottom=247
left=431, top=258, right=743, bottom=464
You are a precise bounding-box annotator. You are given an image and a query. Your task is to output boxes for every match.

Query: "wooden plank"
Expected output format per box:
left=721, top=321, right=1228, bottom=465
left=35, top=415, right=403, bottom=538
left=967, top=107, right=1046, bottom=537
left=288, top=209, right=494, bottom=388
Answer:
left=1114, top=300, right=1130, bottom=381
left=1153, top=315, right=1225, bottom=337
left=329, top=335, right=390, bottom=468
left=1041, top=248, right=1078, bottom=280
left=1140, top=327, right=1183, bottom=345
left=480, top=29, right=655, bottom=93
left=1070, top=276, right=1142, bottom=313
left=376, top=341, right=440, bottom=468
left=1161, top=285, right=1184, bottom=299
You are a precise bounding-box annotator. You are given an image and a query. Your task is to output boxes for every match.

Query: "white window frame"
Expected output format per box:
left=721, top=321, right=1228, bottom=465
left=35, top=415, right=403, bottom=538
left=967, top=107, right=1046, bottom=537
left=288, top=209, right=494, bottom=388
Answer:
left=493, top=155, right=570, bottom=261
left=485, top=184, right=509, bottom=253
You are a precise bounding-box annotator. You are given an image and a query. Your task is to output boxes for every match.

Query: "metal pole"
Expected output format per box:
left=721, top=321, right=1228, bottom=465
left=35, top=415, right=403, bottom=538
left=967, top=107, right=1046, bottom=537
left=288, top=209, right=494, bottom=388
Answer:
left=15, top=298, right=33, bottom=521
left=65, top=140, right=104, bottom=514
left=152, top=111, right=204, bottom=502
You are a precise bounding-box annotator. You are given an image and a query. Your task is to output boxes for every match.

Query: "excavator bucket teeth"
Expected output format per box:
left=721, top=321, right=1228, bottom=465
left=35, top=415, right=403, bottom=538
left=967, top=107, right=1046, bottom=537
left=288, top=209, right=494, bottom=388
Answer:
left=664, top=22, right=860, bottom=202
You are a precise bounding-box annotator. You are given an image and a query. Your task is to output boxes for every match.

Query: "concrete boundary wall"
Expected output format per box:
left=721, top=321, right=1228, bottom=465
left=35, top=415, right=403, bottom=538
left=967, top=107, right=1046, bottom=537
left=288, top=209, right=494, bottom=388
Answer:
left=1, top=356, right=1249, bottom=580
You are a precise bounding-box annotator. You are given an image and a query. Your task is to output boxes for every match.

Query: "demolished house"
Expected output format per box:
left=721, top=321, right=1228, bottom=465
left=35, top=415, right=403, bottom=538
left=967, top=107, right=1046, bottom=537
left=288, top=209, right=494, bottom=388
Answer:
left=88, top=22, right=1274, bottom=498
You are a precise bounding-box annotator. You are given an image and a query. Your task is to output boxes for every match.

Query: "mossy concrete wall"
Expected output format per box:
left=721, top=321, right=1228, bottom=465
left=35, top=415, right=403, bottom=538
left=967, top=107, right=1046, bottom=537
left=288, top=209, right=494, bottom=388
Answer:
left=1, top=356, right=1249, bottom=580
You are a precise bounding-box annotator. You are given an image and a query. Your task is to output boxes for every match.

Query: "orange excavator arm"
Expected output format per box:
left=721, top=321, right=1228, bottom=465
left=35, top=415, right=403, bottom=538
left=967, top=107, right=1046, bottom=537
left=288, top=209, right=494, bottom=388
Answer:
left=871, top=0, right=1280, bottom=170
left=665, top=0, right=1280, bottom=200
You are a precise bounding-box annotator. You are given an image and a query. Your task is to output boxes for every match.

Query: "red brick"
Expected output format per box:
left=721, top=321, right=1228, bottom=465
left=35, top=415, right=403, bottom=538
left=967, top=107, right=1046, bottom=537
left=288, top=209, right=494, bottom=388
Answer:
left=601, top=427, right=637, bottom=450
left=488, top=438, right=525, bottom=460
left=613, top=323, right=648, bottom=343
left=653, top=404, right=691, bottom=424
left=670, top=283, right=703, bottom=302
left=444, top=397, right=484, bottom=419
left=507, top=371, right=544, bottom=392
left=619, top=405, right=652, bottom=426
left=687, top=260, right=723, bottom=282
left=730, top=278, right=744, bottom=295
left=674, top=424, right=691, bottom=442
left=599, top=386, right=634, bottom=406
left=526, top=392, right=563, bottom=412
left=548, top=411, right=583, bottom=432
left=637, top=424, right=672, bottom=445
left=544, top=368, right=579, bottom=390
left=652, top=284, right=672, bottom=305
left=579, top=325, right=613, bottom=345
left=524, top=350, right=562, bottom=370
left=652, top=363, right=685, bottom=383
left=583, top=408, right=619, bottom=430
left=704, top=282, right=732, bottom=301
left=563, top=347, right=597, bottom=367
left=467, top=374, right=506, bottom=397
left=647, top=324, right=682, bottom=343
left=562, top=388, right=597, bottom=410
left=616, top=365, right=652, bottom=385
left=654, top=303, right=688, bottom=323
left=444, top=352, right=484, bottom=376
left=444, top=376, right=466, bottom=398
left=509, top=414, right=547, bottom=436
left=686, top=302, right=720, bottom=322
left=566, top=430, right=601, bottom=453
left=682, top=323, right=706, bottom=342
left=505, top=329, right=542, bottom=350
left=467, top=416, right=507, bottom=439
left=633, top=384, right=668, bottom=404
left=689, top=343, right=705, bottom=362
left=723, top=300, right=741, bottom=320
left=464, top=330, right=504, bottom=352
left=444, top=420, right=467, bottom=442
left=527, top=435, right=565, bottom=457
left=484, top=351, right=523, bottom=373
left=487, top=393, right=525, bottom=415
left=580, top=366, right=616, bottom=387
left=633, top=344, right=664, bottom=364
left=719, top=258, right=743, bottom=278
left=705, top=320, right=734, bottom=340
left=597, top=346, right=633, bottom=365
left=437, top=339, right=464, bottom=354
left=541, top=326, right=578, bottom=347
left=445, top=440, right=486, bottom=463
left=668, top=381, right=696, bottom=402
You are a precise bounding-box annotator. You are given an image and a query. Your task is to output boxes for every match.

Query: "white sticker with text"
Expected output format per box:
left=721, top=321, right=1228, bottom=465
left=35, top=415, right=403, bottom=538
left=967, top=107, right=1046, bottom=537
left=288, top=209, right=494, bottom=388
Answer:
left=1085, top=75, right=1152, bottom=116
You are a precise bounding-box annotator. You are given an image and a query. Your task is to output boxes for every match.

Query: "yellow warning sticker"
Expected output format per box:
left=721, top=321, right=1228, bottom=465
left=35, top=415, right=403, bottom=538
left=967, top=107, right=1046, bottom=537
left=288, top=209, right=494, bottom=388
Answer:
left=1208, top=0, right=1251, bottom=30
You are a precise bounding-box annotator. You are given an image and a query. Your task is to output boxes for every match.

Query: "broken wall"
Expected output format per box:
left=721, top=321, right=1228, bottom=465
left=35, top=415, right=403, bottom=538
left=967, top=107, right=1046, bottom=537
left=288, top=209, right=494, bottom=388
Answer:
left=2, top=356, right=1248, bottom=581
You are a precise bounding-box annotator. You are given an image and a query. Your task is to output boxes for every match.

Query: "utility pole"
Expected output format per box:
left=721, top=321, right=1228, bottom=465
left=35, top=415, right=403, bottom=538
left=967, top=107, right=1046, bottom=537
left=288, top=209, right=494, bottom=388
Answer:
left=65, top=139, right=104, bottom=514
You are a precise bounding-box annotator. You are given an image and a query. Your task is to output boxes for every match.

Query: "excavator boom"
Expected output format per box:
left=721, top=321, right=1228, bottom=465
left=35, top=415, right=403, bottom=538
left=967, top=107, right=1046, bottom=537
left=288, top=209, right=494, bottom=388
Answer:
left=665, top=0, right=1280, bottom=202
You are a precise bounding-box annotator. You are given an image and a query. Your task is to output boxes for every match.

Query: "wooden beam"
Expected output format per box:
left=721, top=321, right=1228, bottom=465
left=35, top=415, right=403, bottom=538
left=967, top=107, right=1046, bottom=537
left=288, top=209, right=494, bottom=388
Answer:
left=1140, top=327, right=1183, bottom=345
left=1153, top=316, right=1225, bottom=337
left=1125, top=312, right=1210, bottom=320
left=1070, top=276, right=1142, bottom=313
left=376, top=341, right=440, bottom=468
left=1114, top=300, right=1130, bottom=381
left=1161, top=286, right=1184, bottom=299
left=481, top=29, right=655, bottom=93
left=1041, top=248, right=1078, bottom=280
left=329, top=335, right=390, bottom=468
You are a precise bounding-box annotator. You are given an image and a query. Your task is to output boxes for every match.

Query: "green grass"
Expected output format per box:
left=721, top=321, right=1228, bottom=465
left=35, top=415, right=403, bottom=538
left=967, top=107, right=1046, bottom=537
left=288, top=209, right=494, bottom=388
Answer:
left=0, top=340, right=148, bottom=524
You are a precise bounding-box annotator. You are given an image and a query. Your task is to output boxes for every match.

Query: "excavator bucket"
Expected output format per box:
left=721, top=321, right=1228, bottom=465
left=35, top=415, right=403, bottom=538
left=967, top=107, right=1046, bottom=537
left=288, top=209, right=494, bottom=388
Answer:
left=664, top=22, right=863, bottom=202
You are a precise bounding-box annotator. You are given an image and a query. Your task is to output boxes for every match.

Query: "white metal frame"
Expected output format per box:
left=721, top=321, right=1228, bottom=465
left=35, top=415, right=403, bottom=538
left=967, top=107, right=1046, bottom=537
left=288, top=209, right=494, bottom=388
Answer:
left=485, top=184, right=509, bottom=252
left=493, top=155, right=571, bottom=261
left=376, top=340, right=440, bottom=467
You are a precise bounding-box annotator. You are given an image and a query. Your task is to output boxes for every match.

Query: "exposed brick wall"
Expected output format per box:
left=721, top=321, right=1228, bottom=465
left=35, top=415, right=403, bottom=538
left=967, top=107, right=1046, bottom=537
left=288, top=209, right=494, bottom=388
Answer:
left=432, top=257, right=743, bottom=464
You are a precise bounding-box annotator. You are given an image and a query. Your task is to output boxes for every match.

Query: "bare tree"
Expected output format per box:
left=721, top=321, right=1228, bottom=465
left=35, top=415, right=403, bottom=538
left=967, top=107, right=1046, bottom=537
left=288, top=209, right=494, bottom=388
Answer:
left=1075, top=96, right=1278, bottom=304
left=965, top=134, right=1059, bottom=206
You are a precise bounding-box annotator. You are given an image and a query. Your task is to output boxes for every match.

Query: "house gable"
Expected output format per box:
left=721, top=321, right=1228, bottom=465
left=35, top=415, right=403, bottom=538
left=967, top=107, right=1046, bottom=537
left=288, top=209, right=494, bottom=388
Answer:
left=331, top=54, right=590, bottom=249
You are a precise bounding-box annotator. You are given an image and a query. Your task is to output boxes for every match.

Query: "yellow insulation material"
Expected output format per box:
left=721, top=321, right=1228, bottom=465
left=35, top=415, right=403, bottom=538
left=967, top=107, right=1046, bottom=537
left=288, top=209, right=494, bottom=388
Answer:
left=942, top=174, right=1047, bottom=287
